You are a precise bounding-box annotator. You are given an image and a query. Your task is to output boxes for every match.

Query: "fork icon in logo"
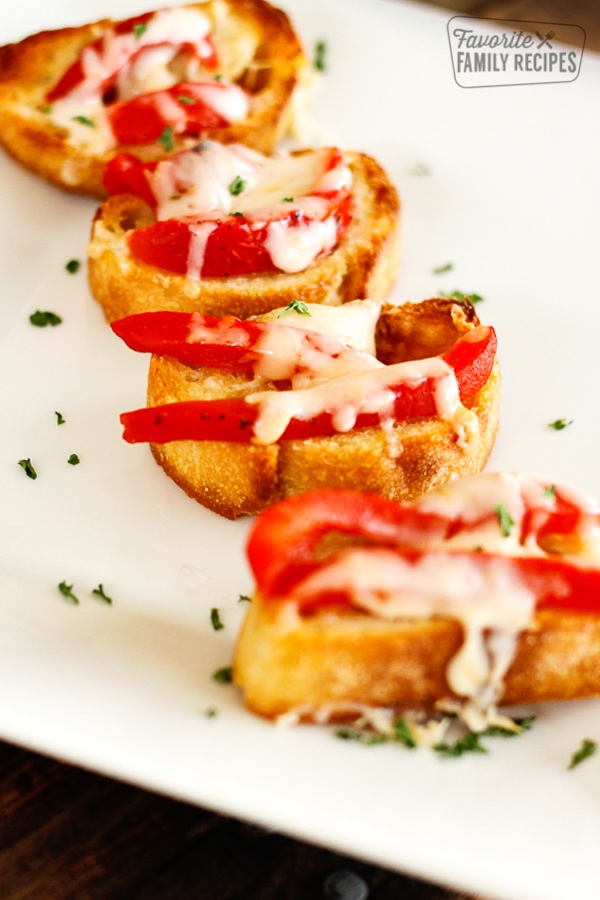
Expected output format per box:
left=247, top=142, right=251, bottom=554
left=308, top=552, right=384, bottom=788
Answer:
left=535, top=30, right=555, bottom=48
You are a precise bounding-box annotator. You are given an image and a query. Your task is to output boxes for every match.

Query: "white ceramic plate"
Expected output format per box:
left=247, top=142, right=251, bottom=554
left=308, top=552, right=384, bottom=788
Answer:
left=1, top=2, right=600, bottom=898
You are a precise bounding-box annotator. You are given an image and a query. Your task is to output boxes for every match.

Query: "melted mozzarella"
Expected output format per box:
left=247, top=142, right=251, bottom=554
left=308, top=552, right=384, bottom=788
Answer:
left=150, top=143, right=348, bottom=219
left=257, top=299, right=381, bottom=356
left=293, top=546, right=542, bottom=729
left=246, top=355, right=470, bottom=444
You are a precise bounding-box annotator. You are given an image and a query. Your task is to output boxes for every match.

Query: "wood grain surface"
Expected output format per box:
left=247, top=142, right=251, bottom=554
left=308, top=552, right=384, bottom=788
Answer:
left=1, top=1, right=597, bottom=898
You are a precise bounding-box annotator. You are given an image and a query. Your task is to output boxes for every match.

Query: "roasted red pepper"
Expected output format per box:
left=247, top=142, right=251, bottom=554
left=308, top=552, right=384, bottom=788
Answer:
left=114, top=313, right=497, bottom=445
left=245, top=481, right=600, bottom=613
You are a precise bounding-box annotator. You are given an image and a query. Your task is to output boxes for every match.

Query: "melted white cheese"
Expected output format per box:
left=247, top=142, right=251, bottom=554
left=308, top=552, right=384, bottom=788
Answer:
left=246, top=355, right=469, bottom=444
left=292, top=545, right=542, bottom=728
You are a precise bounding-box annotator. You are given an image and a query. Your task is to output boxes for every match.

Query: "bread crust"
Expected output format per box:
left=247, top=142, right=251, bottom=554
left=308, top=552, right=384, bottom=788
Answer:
left=233, top=595, right=600, bottom=719
left=145, top=298, right=500, bottom=518
left=0, top=0, right=305, bottom=196
left=87, top=150, right=401, bottom=321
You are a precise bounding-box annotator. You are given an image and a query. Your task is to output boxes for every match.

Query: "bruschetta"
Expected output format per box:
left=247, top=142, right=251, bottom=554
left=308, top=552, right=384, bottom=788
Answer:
left=88, top=140, right=401, bottom=321
left=0, top=0, right=306, bottom=196
left=111, top=296, right=500, bottom=519
left=233, top=472, right=600, bottom=735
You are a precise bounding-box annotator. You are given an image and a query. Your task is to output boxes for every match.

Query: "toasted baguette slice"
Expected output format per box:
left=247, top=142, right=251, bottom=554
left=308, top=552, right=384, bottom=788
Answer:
left=234, top=599, right=600, bottom=720
left=0, top=0, right=305, bottom=197
left=146, top=298, right=500, bottom=519
left=233, top=474, right=600, bottom=725
left=87, top=149, right=401, bottom=322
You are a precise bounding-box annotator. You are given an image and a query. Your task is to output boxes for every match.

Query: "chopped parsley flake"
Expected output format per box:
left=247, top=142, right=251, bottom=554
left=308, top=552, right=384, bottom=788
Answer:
left=92, top=584, right=113, bottom=604
left=494, top=503, right=514, bottom=537
left=548, top=418, right=573, bottom=431
left=18, top=458, right=37, bottom=479
left=71, top=115, right=95, bottom=127
left=568, top=738, right=597, bottom=770
left=282, top=196, right=294, bottom=202
left=433, top=262, right=453, bottom=274
left=177, top=95, right=197, bottom=105
left=544, top=485, right=556, bottom=500
left=55, top=411, right=65, bottom=425
left=29, top=310, right=62, bottom=327
left=238, top=594, right=252, bottom=603
left=440, top=289, right=483, bottom=304
left=434, top=731, right=488, bottom=758
left=58, top=581, right=80, bottom=604
left=392, top=717, right=417, bottom=748
left=67, top=453, right=80, bottom=466
left=314, top=40, right=327, bottom=72
left=412, top=162, right=432, bottom=176
left=133, top=22, right=148, bottom=40
left=158, top=125, right=174, bottom=152
left=40, top=104, right=53, bottom=114
left=229, top=175, right=246, bottom=196
left=210, top=607, right=224, bottom=631
left=65, top=259, right=80, bottom=274
left=212, top=665, right=233, bottom=684
left=278, top=299, right=311, bottom=317
left=204, top=706, right=219, bottom=718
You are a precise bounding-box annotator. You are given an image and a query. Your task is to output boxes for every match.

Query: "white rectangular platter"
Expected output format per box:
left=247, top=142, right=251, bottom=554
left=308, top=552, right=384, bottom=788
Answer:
left=1, top=2, right=600, bottom=898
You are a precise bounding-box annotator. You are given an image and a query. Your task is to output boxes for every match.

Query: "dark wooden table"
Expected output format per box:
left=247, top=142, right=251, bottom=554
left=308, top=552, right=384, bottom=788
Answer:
left=2, top=2, right=598, bottom=898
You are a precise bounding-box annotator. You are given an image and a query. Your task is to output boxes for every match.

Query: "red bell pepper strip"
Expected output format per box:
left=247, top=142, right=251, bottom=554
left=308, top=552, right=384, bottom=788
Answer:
left=245, top=484, right=600, bottom=613
left=112, top=310, right=351, bottom=372
left=118, top=323, right=497, bottom=445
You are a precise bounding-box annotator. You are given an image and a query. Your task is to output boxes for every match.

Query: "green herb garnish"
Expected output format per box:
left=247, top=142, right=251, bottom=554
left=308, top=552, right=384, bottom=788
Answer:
left=334, top=727, right=387, bottom=746
left=212, top=666, right=233, bottom=683
left=92, top=583, right=113, bottom=604
left=158, top=125, right=174, bottom=152
left=434, top=731, right=488, bottom=758
left=392, top=717, right=417, bottom=749
left=548, top=418, right=573, bottom=431
left=433, top=262, right=453, bottom=274
left=58, top=581, right=80, bottom=604
left=282, top=197, right=294, bottom=202
left=204, top=706, right=219, bottom=718
left=133, top=22, right=148, bottom=40
left=494, top=503, right=514, bottom=537
left=67, top=453, right=80, bottom=466
left=40, top=104, right=53, bottom=114
left=314, top=40, right=327, bottom=72
left=71, top=115, right=95, bottom=127
left=66, top=259, right=81, bottom=274
left=229, top=175, right=246, bottom=196
left=211, top=607, right=224, bottom=631
left=412, top=162, right=431, bottom=176
left=18, top=458, right=37, bottom=479
left=568, top=738, right=597, bottom=770
left=238, top=594, right=252, bottom=603
left=278, top=299, right=311, bottom=317
left=177, top=94, right=197, bottom=105
left=440, top=289, right=483, bottom=304
left=544, top=485, right=556, bottom=500
left=29, top=310, right=62, bottom=327
left=481, top=715, right=536, bottom=737
left=55, top=411, right=65, bottom=425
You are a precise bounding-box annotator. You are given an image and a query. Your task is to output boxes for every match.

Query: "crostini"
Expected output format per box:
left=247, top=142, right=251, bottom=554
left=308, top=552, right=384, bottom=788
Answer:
left=88, top=140, right=401, bottom=321
left=0, top=1, right=305, bottom=196
left=111, top=296, right=500, bottom=519
left=233, top=473, right=600, bottom=733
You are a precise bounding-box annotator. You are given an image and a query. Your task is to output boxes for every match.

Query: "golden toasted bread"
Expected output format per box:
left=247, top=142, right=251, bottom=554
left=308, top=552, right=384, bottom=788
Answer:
left=87, top=149, right=401, bottom=322
left=234, top=599, right=600, bottom=720
left=145, top=298, right=499, bottom=518
left=0, top=0, right=306, bottom=196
